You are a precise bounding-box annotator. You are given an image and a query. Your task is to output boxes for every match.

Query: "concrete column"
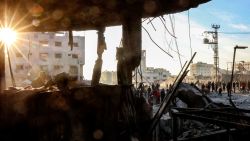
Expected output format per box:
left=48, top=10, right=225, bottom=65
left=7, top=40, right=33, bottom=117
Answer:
left=118, top=14, right=141, bottom=85
left=0, top=43, right=5, bottom=92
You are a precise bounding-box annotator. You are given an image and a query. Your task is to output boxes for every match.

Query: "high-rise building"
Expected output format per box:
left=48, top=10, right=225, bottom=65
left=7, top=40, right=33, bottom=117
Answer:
left=5, top=32, right=85, bottom=87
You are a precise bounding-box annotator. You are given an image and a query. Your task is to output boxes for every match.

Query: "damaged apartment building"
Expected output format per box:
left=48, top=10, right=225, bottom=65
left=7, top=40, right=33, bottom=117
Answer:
left=100, top=50, right=171, bottom=85
left=5, top=32, right=85, bottom=87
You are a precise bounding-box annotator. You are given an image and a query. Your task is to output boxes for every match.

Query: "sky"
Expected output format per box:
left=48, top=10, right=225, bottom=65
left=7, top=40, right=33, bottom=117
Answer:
left=77, top=0, right=250, bottom=80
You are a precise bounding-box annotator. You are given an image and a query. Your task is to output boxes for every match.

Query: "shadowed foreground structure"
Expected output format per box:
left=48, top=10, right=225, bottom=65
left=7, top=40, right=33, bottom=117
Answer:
left=0, top=85, right=152, bottom=141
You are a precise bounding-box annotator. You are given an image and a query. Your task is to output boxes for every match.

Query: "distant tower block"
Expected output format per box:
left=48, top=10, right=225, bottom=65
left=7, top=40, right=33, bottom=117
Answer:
left=141, top=50, right=146, bottom=71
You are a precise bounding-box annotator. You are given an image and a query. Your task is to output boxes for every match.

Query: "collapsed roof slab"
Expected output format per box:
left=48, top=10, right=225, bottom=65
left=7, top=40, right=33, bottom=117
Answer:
left=0, top=0, right=210, bottom=32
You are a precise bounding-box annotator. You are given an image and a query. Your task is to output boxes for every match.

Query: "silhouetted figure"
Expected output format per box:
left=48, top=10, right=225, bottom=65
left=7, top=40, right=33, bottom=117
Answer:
left=160, top=89, right=166, bottom=102
left=153, top=90, right=160, bottom=104
left=222, top=81, right=226, bottom=91
left=218, top=87, right=222, bottom=96
left=227, top=82, right=231, bottom=96
left=201, top=83, right=205, bottom=93
left=211, top=81, right=215, bottom=92
left=147, top=86, right=152, bottom=99
left=241, top=82, right=246, bottom=93
left=206, top=82, right=210, bottom=92
left=152, top=84, right=155, bottom=91
left=236, top=81, right=239, bottom=90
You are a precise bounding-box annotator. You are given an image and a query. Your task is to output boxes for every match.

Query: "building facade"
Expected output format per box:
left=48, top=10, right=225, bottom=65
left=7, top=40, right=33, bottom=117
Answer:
left=140, top=67, right=171, bottom=85
left=6, top=32, right=85, bottom=87
left=100, top=50, right=171, bottom=85
left=190, top=62, right=214, bottom=77
left=100, top=71, right=117, bottom=85
left=139, top=50, right=171, bottom=85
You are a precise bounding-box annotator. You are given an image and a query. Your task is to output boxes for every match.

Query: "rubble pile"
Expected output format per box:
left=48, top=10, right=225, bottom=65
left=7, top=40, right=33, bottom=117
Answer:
left=155, top=83, right=250, bottom=141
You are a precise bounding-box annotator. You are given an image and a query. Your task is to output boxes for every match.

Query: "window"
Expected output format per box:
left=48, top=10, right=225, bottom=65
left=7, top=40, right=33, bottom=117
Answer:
left=55, top=41, right=62, bottom=47
left=39, top=40, right=49, bottom=47
left=153, top=77, right=157, bottom=79
left=16, top=52, right=22, bottom=58
left=25, top=65, right=32, bottom=70
left=73, top=42, right=79, bottom=47
left=34, top=34, right=38, bottom=38
left=163, top=74, right=167, bottom=77
left=69, top=65, right=78, bottom=75
left=54, top=65, right=63, bottom=70
left=40, top=53, right=49, bottom=61
left=147, top=77, right=150, bottom=79
left=72, top=54, right=78, bottom=59
left=16, top=65, right=24, bottom=71
left=40, top=65, right=48, bottom=72
left=49, top=34, right=54, bottom=39
left=55, top=53, right=62, bottom=58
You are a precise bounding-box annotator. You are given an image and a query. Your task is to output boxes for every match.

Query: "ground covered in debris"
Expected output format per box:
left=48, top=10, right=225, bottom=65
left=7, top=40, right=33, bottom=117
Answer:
left=153, top=92, right=250, bottom=117
left=152, top=90, right=250, bottom=141
left=208, top=92, right=250, bottom=109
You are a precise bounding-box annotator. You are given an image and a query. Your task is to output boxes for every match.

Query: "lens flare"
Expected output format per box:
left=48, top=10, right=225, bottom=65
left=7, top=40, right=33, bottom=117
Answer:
left=0, top=27, right=17, bottom=46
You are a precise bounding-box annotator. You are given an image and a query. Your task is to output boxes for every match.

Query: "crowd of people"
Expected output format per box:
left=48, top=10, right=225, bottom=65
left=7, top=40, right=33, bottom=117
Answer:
left=136, top=83, right=170, bottom=106
left=135, top=80, right=250, bottom=107
left=199, top=81, right=250, bottom=95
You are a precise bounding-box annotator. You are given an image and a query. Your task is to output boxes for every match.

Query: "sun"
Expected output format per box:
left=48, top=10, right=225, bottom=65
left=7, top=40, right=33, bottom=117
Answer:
left=0, top=27, right=17, bottom=46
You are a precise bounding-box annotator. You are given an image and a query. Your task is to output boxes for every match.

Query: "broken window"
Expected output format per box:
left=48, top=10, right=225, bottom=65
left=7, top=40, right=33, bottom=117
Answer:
left=72, top=54, right=78, bottom=59
left=55, top=53, right=62, bottom=58
left=54, top=65, right=63, bottom=70
left=39, top=53, right=49, bottom=61
left=16, top=64, right=24, bottom=72
left=55, top=41, right=62, bottom=47
left=40, top=65, right=48, bottom=72
left=73, top=42, right=79, bottom=47
left=16, top=52, right=22, bottom=58
left=34, top=34, right=38, bottom=38
left=69, top=65, right=78, bottom=75
left=25, top=65, right=32, bottom=70
left=49, top=34, right=54, bottom=39
left=39, top=40, right=49, bottom=47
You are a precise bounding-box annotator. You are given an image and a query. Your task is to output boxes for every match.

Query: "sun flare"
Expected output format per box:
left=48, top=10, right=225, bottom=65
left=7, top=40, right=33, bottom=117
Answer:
left=0, top=27, right=17, bottom=46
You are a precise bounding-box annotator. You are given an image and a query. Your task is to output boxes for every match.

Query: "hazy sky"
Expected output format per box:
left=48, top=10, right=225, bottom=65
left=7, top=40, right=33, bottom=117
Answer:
left=78, top=0, right=250, bottom=80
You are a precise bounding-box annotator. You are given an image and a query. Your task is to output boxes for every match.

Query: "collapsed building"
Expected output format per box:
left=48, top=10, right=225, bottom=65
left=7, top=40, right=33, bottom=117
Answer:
left=2, top=0, right=250, bottom=141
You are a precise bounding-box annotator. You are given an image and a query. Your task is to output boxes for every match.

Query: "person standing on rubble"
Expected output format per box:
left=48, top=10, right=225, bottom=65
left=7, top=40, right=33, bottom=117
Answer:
left=227, top=82, right=231, bottom=96
left=201, top=83, right=205, bottom=93
left=218, top=87, right=222, bottom=96
left=160, top=88, right=166, bottom=102
left=211, top=81, right=215, bottom=92
left=233, top=82, right=236, bottom=93
left=147, top=86, right=152, bottom=99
